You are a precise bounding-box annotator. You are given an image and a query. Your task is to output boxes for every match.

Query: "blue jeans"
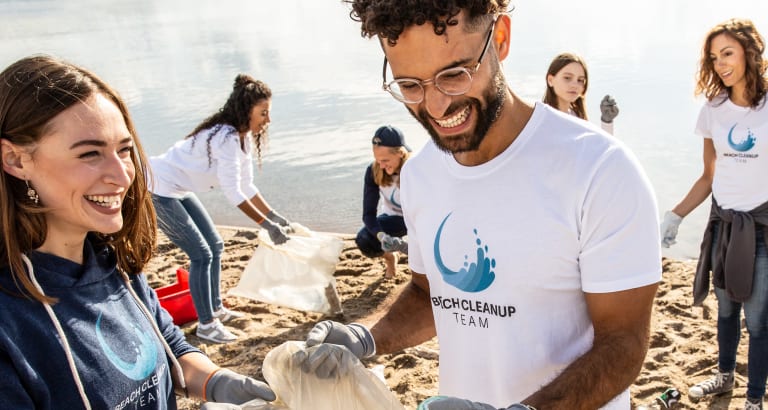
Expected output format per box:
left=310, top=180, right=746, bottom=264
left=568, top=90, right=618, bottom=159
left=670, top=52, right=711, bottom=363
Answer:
left=152, top=193, right=224, bottom=324
left=712, top=222, right=768, bottom=399
left=355, top=214, right=407, bottom=258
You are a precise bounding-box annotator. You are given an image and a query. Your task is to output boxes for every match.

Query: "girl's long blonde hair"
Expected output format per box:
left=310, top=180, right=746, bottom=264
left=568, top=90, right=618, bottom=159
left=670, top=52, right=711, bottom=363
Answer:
left=372, top=146, right=410, bottom=187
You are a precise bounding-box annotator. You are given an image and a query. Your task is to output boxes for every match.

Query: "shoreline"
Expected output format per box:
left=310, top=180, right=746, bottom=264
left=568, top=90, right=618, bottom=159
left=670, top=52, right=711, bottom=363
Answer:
left=145, top=225, right=746, bottom=410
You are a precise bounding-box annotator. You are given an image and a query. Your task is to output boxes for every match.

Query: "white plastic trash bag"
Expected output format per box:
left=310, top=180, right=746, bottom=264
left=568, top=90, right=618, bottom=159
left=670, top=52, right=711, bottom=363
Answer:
left=262, top=341, right=405, bottom=410
left=228, top=224, right=344, bottom=314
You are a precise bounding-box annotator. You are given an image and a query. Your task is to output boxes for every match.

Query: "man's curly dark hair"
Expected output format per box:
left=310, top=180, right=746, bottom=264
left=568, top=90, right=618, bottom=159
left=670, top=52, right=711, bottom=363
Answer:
left=344, top=0, right=510, bottom=46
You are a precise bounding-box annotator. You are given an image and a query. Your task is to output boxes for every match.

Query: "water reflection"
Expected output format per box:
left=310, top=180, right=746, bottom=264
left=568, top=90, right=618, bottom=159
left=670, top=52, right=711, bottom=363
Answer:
left=1, top=0, right=767, bottom=258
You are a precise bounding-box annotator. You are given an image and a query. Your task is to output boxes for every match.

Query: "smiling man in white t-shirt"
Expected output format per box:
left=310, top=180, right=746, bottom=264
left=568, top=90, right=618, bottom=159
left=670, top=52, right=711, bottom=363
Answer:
left=299, top=1, right=662, bottom=409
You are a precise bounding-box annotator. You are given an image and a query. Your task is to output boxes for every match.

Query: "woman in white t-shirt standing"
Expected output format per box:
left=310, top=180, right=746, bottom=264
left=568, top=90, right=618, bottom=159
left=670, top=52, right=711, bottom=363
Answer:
left=660, top=18, right=768, bottom=410
left=543, top=52, right=619, bottom=134
left=150, top=75, right=292, bottom=344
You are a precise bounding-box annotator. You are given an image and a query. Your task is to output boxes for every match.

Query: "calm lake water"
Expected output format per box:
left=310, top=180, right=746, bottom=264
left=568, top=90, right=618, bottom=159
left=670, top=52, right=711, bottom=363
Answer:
left=2, top=0, right=767, bottom=260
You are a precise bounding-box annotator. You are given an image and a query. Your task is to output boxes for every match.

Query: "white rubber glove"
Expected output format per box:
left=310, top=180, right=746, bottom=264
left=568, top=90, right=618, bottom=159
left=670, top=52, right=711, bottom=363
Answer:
left=600, top=95, right=619, bottom=123
left=259, top=219, right=289, bottom=245
left=299, top=320, right=375, bottom=378
left=204, top=369, right=276, bottom=405
left=660, top=210, right=683, bottom=248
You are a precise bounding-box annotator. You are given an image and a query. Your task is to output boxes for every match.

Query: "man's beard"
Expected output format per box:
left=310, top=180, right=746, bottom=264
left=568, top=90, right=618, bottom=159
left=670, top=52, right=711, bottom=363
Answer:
left=408, top=68, right=506, bottom=154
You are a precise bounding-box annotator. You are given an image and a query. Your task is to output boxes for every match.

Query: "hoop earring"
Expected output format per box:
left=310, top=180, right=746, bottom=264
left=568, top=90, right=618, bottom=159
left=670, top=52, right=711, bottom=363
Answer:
left=25, top=180, right=39, bottom=204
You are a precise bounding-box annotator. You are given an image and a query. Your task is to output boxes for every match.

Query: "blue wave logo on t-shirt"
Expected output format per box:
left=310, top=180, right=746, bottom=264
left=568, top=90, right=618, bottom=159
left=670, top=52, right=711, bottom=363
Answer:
left=433, top=213, right=496, bottom=292
left=389, top=189, right=401, bottom=209
left=727, top=124, right=756, bottom=152
left=96, top=312, right=158, bottom=380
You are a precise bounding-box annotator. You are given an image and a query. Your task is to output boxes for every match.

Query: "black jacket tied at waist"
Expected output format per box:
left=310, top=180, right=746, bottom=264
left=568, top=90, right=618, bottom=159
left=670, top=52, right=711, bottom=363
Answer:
left=693, top=197, right=768, bottom=306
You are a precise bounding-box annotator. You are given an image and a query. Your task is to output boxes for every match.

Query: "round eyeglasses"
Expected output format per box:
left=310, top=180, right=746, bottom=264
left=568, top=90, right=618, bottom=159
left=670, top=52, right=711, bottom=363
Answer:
left=381, top=17, right=497, bottom=104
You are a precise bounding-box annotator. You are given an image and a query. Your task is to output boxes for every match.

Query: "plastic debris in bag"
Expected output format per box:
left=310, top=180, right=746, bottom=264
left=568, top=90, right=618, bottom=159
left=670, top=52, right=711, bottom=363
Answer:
left=262, top=341, right=405, bottom=410
left=228, top=223, right=344, bottom=314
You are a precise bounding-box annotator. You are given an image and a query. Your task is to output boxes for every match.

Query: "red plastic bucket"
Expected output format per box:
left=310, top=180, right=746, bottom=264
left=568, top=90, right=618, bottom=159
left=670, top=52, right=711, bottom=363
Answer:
left=156, top=268, right=198, bottom=325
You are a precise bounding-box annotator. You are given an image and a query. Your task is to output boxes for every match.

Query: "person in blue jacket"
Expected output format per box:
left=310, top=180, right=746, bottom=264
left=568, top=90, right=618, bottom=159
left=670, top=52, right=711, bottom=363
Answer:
left=355, top=125, right=411, bottom=279
left=0, top=55, right=276, bottom=410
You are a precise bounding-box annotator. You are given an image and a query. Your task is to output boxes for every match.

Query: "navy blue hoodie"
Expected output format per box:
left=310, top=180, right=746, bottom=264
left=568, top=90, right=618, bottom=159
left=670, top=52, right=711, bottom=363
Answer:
left=0, top=236, right=200, bottom=409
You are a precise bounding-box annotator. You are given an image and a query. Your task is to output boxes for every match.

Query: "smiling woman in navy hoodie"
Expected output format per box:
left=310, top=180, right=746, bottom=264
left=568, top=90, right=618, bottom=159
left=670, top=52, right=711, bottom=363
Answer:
left=0, top=55, right=276, bottom=409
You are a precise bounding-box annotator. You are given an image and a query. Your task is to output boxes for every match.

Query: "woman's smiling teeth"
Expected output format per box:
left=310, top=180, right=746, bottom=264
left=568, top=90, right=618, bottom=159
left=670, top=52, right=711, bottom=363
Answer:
left=435, top=106, right=470, bottom=128
left=85, top=194, right=121, bottom=208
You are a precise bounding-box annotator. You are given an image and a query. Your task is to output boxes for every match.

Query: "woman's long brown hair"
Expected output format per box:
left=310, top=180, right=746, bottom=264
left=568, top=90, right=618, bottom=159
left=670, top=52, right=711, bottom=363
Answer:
left=0, top=55, right=157, bottom=303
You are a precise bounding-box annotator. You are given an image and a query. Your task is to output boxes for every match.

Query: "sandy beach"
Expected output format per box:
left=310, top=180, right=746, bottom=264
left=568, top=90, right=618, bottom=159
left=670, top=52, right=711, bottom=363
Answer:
left=144, top=226, right=749, bottom=410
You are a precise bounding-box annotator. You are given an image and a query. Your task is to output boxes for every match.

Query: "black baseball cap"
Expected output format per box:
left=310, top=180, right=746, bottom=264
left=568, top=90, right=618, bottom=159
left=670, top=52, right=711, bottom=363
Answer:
left=372, top=125, right=411, bottom=152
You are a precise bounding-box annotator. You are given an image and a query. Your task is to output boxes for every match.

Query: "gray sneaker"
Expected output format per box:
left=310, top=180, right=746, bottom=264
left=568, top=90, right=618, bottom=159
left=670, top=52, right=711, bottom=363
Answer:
left=745, top=397, right=763, bottom=410
left=213, top=306, right=245, bottom=323
left=688, top=369, right=734, bottom=399
left=196, top=319, right=237, bottom=344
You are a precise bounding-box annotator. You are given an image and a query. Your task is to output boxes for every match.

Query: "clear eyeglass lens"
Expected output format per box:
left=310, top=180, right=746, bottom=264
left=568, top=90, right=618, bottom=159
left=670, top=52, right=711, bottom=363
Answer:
left=435, top=67, right=472, bottom=94
left=388, top=79, right=423, bottom=103
left=387, top=67, right=473, bottom=103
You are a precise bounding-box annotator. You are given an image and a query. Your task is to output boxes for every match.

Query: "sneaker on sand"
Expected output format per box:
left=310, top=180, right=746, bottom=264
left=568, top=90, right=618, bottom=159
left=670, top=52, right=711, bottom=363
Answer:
left=688, top=369, right=734, bottom=399
left=196, top=319, right=237, bottom=344
left=213, top=306, right=245, bottom=323
left=745, top=397, right=764, bottom=410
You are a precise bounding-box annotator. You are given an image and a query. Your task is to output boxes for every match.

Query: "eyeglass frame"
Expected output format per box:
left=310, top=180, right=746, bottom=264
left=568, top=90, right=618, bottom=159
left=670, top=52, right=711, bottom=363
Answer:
left=381, top=16, right=498, bottom=104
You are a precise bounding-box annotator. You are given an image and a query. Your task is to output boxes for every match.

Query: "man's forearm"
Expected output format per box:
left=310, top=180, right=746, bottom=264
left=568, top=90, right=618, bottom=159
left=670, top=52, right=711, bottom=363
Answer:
left=524, top=325, right=649, bottom=409
left=368, top=272, right=436, bottom=354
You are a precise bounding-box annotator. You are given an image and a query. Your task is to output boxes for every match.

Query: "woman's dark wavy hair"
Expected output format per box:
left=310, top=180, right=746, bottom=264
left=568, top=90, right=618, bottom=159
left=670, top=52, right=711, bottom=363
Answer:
left=543, top=53, right=589, bottom=120
left=344, top=0, right=510, bottom=45
left=696, top=18, right=767, bottom=108
left=187, top=74, right=272, bottom=167
left=0, top=55, right=157, bottom=303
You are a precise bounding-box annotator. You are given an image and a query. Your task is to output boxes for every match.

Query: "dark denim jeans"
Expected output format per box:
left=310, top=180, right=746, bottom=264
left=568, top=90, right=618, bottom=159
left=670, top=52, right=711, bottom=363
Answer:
left=152, top=193, right=224, bottom=324
left=355, top=214, right=407, bottom=258
left=712, top=223, right=768, bottom=399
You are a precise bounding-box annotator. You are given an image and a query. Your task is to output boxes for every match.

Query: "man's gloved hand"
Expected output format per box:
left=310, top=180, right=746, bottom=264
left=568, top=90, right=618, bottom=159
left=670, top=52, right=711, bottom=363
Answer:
left=204, top=368, right=276, bottom=405
left=305, top=321, right=375, bottom=358
left=660, top=210, right=683, bottom=248
left=259, top=219, right=289, bottom=245
left=298, top=343, right=359, bottom=379
left=600, top=94, right=619, bottom=123
left=266, top=210, right=294, bottom=234
left=299, top=320, right=375, bottom=378
left=419, top=396, right=535, bottom=410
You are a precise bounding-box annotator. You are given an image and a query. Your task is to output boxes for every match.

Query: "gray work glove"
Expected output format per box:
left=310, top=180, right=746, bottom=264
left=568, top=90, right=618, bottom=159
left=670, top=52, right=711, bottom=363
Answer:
left=204, top=369, right=276, bottom=405
left=259, top=219, right=289, bottom=245
left=299, top=320, right=375, bottom=378
left=377, top=232, right=407, bottom=254
left=266, top=210, right=294, bottom=233
left=600, top=94, right=619, bottom=123
left=419, top=396, right=534, bottom=410
left=660, top=210, right=683, bottom=248
left=389, top=237, right=408, bottom=254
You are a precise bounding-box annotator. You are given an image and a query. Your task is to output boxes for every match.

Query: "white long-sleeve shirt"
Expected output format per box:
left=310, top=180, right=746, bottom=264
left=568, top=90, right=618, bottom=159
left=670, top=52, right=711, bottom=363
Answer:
left=149, top=124, right=259, bottom=205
